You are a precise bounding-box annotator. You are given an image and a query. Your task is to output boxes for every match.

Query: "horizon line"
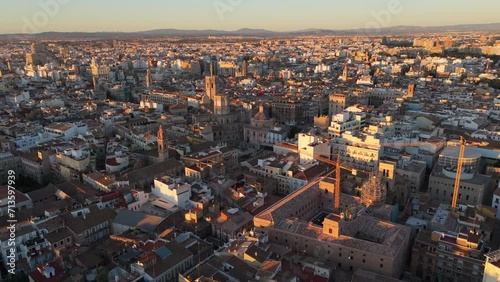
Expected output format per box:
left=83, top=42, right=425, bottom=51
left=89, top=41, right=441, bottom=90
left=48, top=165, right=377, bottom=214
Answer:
left=1, top=22, right=499, bottom=36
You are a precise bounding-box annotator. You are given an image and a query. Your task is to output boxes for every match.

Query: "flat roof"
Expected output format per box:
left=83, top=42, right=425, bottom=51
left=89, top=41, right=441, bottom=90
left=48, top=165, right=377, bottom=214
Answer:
left=255, top=178, right=410, bottom=257
left=45, top=122, right=72, bottom=132
left=440, top=146, right=482, bottom=159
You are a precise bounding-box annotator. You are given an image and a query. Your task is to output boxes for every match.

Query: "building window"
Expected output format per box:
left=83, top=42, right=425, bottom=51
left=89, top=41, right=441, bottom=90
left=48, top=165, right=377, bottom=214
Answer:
left=380, top=264, right=383, bottom=268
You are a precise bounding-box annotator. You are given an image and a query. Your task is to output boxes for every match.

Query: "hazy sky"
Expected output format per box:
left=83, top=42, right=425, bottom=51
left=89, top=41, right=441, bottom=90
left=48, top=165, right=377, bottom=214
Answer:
left=1, top=0, right=499, bottom=34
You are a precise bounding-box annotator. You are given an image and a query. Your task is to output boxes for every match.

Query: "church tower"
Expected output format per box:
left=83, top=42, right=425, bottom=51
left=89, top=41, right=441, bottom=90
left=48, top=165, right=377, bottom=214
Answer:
left=342, top=64, right=348, bottom=81
left=214, top=95, right=230, bottom=116
left=407, top=83, right=415, bottom=98
left=146, top=69, right=152, bottom=89
left=241, top=60, right=248, bottom=77
left=157, top=124, right=168, bottom=162
left=92, top=76, right=98, bottom=91
left=205, top=63, right=217, bottom=100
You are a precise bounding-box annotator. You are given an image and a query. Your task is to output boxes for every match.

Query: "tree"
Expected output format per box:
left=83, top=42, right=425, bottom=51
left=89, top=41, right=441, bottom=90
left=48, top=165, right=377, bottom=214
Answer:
left=288, top=126, right=302, bottom=139
left=9, top=272, right=29, bottom=282
left=96, top=266, right=108, bottom=282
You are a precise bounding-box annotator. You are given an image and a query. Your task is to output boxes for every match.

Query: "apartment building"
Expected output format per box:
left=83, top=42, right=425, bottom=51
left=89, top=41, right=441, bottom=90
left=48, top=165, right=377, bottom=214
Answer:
left=60, top=205, right=116, bottom=247
left=152, top=176, right=192, bottom=209
left=18, top=150, right=51, bottom=185
left=272, top=98, right=303, bottom=125
left=330, top=127, right=383, bottom=172
left=55, top=146, right=93, bottom=181
left=0, top=223, right=53, bottom=272
left=328, top=111, right=367, bottom=137
left=328, top=93, right=355, bottom=117
left=429, top=147, right=492, bottom=206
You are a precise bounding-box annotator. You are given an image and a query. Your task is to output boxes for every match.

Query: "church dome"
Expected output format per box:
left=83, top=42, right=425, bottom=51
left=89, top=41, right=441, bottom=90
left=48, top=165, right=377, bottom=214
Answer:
left=253, top=104, right=269, bottom=121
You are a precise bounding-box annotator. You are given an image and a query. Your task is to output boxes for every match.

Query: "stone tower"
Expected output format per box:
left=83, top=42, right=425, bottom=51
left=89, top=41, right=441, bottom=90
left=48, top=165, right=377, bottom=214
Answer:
left=157, top=124, right=168, bottom=162
left=407, top=83, right=415, bottom=98
left=205, top=63, right=217, bottom=100
left=342, top=64, right=348, bottom=81
left=92, top=76, right=98, bottom=91
left=146, top=69, right=152, bottom=89
left=241, top=60, right=248, bottom=77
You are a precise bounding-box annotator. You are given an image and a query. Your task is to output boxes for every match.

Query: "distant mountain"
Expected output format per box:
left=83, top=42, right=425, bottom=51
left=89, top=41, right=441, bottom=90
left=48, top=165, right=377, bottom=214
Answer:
left=234, top=28, right=278, bottom=35
left=135, top=28, right=278, bottom=36
left=290, top=23, right=500, bottom=36
left=137, top=29, right=225, bottom=36
left=1, top=23, right=499, bottom=39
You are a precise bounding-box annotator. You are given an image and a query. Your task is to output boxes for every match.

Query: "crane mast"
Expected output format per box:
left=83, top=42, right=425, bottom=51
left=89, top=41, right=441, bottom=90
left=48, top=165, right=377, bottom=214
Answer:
left=451, top=136, right=466, bottom=212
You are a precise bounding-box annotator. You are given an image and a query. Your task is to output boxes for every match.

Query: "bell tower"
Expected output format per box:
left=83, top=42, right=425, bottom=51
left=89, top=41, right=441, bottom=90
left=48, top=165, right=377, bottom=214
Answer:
left=407, top=83, right=415, bottom=98
left=157, top=124, right=168, bottom=162
left=205, top=63, right=217, bottom=100
left=342, top=64, right=348, bottom=81
left=146, top=69, right=152, bottom=89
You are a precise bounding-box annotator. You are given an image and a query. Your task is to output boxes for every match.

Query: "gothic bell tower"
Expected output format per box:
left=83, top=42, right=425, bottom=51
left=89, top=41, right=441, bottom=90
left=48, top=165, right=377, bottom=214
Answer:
left=157, top=124, right=168, bottom=162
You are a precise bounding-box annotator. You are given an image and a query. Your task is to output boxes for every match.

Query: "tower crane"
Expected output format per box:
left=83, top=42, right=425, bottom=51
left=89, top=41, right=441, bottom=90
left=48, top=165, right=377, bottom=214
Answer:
left=300, top=151, right=370, bottom=212
left=299, top=138, right=446, bottom=212
left=451, top=136, right=466, bottom=212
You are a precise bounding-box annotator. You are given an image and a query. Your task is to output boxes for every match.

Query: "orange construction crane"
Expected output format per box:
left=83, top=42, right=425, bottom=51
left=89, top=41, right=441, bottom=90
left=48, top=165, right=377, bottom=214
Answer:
left=451, top=136, right=466, bottom=212
left=305, top=152, right=370, bottom=212
left=300, top=138, right=445, bottom=212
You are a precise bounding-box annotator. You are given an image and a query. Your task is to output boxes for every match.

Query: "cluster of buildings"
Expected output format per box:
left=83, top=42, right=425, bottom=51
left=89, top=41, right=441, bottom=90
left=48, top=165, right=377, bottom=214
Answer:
left=0, top=33, right=499, bottom=282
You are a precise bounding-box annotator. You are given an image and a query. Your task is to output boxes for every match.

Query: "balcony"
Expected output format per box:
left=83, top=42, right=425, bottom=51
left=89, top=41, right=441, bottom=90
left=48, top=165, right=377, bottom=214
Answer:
left=25, top=236, right=45, bottom=247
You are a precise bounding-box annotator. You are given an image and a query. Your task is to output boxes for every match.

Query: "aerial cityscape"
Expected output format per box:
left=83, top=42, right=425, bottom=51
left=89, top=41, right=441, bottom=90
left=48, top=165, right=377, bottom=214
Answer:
left=0, top=1, right=500, bottom=282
